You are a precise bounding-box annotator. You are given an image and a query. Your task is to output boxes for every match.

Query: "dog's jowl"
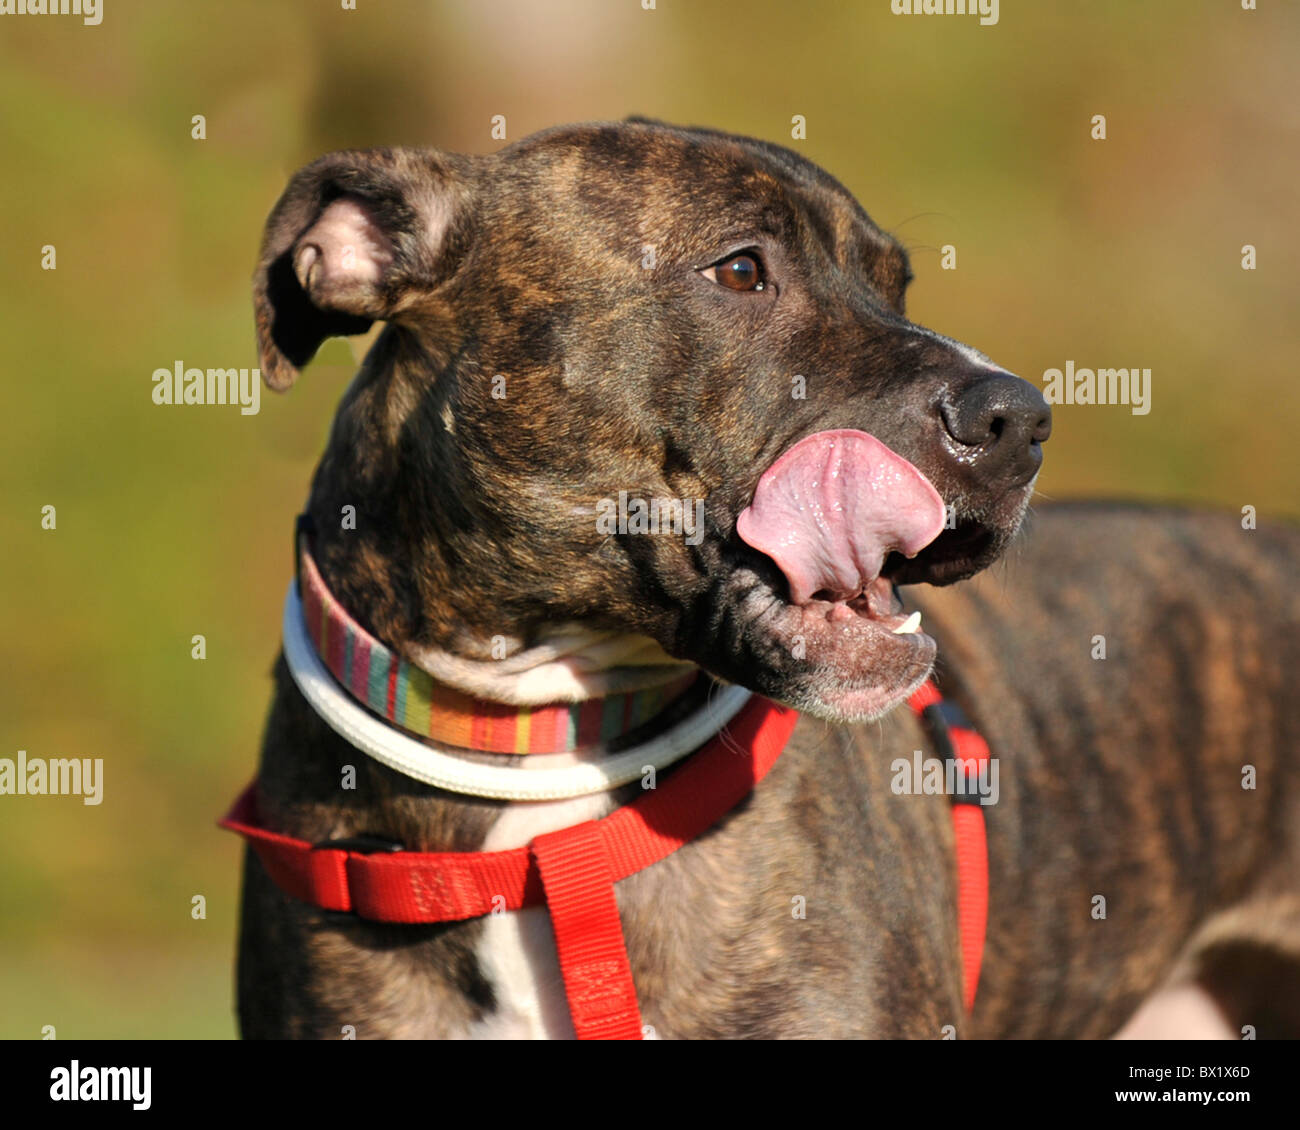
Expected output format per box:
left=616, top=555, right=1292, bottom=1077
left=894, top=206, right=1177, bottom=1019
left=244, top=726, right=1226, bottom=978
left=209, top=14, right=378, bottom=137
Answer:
left=229, top=120, right=1300, bottom=1039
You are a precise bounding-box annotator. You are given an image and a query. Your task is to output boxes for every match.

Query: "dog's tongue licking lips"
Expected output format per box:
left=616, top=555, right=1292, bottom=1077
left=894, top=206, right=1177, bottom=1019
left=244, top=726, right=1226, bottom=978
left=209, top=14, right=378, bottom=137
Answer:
left=736, top=430, right=947, bottom=605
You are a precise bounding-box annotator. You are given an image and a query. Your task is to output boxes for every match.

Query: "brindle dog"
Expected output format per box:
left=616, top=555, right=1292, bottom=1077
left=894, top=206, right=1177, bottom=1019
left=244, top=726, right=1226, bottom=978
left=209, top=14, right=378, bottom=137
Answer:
left=235, top=119, right=1300, bottom=1039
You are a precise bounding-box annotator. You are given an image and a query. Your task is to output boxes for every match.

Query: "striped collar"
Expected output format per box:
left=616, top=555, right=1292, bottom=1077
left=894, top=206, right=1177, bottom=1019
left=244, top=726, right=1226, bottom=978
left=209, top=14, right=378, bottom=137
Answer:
left=296, top=530, right=698, bottom=756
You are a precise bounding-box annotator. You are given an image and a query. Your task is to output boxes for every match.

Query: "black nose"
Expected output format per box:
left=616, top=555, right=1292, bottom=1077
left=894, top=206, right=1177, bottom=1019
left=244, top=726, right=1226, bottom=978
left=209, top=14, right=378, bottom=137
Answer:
left=940, top=372, right=1051, bottom=486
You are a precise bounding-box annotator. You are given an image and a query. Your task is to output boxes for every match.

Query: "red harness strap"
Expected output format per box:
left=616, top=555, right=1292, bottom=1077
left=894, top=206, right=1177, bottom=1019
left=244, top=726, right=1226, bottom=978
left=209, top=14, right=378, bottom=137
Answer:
left=222, top=680, right=989, bottom=1035
left=906, top=680, right=991, bottom=1012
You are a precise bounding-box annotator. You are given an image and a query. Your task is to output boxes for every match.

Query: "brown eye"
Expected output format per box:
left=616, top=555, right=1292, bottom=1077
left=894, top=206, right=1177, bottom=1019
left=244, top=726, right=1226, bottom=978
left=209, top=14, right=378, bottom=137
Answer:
left=702, top=252, right=766, bottom=292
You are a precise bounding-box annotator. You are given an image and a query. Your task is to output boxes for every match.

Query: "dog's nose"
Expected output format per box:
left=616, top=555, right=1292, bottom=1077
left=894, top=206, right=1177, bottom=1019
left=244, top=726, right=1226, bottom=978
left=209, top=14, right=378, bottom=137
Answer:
left=939, top=372, right=1051, bottom=486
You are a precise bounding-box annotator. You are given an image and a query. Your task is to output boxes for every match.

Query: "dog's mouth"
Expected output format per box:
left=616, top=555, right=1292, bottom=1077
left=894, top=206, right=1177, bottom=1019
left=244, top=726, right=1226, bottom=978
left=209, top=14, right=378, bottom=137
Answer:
left=719, top=429, right=1004, bottom=721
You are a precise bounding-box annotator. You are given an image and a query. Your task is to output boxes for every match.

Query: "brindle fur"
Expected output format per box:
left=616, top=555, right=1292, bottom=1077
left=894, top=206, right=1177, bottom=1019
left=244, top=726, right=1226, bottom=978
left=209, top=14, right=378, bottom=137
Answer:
left=236, top=120, right=1300, bottom=1038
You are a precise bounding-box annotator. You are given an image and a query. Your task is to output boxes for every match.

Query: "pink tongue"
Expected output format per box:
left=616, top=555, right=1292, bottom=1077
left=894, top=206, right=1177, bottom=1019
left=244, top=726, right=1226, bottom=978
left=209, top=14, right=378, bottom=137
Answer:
left=736, top=429, right=946, bottom=604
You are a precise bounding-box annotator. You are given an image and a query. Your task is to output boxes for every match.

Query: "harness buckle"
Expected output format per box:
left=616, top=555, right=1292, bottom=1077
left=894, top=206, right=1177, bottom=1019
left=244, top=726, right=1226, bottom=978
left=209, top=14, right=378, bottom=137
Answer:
left=311, top=834, right=405, bottom=925
left=312, top=834, right=405, bottom=854
left=920, top=701, right=985, bottom=806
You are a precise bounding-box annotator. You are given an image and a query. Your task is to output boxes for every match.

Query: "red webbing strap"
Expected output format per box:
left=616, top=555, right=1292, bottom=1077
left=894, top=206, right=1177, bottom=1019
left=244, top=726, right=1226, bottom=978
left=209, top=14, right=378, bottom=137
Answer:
left=222, top=694, right=796, bottom=921
left=950, top=804, right=988, bottom=1013
left=222, top=681, right=989, bottom=1029
left=905, top=678, right=991, bottom=1012
left=220, top=784, right=542, bottom=920
left=221, top=693, right=799, bottom=1038
left=531, top=821, right=643, bottom=1039
left=949, top=723, right=990, bottom=1012
left=529, top=691, right=802, bottom=1039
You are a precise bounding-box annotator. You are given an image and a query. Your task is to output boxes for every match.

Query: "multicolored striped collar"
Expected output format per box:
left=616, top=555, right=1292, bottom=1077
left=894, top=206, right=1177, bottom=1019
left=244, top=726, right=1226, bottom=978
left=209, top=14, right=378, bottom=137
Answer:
left=296, top=533, right=698, bottom=756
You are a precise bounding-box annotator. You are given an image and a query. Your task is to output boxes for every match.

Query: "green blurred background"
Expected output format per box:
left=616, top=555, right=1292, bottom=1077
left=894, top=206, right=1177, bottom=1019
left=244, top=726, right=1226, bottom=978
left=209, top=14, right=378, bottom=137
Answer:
left=1, top=1, right=1295, bottom=1038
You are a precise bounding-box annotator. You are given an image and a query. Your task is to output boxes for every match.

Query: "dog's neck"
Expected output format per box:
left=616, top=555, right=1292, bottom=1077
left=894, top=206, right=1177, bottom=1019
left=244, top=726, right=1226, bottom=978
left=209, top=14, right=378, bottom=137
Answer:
left=284, top=542, right=752, bottom=800
left=296, top=529, right=704, bottom=765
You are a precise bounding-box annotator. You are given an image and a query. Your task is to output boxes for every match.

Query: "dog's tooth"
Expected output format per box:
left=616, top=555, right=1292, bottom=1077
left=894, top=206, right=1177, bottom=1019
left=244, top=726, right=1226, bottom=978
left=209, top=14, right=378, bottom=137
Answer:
left=892, top=610, right=922, bottom=635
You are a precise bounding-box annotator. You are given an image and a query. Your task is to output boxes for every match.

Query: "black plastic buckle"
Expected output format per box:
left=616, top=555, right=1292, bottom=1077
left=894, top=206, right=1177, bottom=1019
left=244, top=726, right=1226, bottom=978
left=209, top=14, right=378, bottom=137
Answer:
left=920, top=701, right=982, bottom=806
left=920, top=703, right=957, bottom=763
left=947, top=768, right=984, bottom=806
left=312, top=834, right=405, bottom=854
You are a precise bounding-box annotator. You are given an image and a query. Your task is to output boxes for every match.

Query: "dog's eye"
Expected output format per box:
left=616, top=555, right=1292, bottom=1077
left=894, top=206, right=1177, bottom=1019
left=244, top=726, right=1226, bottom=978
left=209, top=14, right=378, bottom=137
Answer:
left=700, top=252, right=766, bottom=292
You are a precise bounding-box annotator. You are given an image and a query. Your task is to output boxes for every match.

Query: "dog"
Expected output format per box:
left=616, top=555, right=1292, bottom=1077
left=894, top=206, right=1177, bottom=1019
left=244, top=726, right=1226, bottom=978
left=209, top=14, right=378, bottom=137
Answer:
left=232, top=119, right=1300, bottom=1039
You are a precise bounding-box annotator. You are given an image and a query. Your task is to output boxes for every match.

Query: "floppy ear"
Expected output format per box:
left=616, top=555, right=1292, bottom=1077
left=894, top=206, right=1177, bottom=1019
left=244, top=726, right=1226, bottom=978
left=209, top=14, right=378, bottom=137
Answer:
left=253, top=147, right=468, bottom=391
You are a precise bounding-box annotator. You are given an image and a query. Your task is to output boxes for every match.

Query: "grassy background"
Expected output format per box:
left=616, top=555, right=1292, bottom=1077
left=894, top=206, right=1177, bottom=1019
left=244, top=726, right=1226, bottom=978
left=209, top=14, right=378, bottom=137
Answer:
left=0, top=0, right=1295, bottom=1039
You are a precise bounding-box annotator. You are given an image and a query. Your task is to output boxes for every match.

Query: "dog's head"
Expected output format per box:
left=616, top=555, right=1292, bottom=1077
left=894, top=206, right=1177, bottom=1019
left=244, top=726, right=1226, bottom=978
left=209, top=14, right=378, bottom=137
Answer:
left=253, top=120, right=1049, bottom=721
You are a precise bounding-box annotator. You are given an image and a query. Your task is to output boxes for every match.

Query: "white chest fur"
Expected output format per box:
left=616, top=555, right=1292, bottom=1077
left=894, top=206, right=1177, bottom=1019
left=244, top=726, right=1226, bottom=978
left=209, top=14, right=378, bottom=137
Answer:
left=462, top=791, right=616, bottom=1039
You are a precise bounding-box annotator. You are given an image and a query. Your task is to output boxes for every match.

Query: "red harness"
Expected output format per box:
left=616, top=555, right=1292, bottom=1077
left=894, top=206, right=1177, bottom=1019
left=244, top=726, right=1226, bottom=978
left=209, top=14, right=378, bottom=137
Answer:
left=222, top=677, right=989, bottom=1037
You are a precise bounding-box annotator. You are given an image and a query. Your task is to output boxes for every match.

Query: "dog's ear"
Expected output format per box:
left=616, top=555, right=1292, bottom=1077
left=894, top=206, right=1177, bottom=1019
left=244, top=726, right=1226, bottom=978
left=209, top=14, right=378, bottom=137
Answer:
left=253, top=147, right=469, bottom=391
